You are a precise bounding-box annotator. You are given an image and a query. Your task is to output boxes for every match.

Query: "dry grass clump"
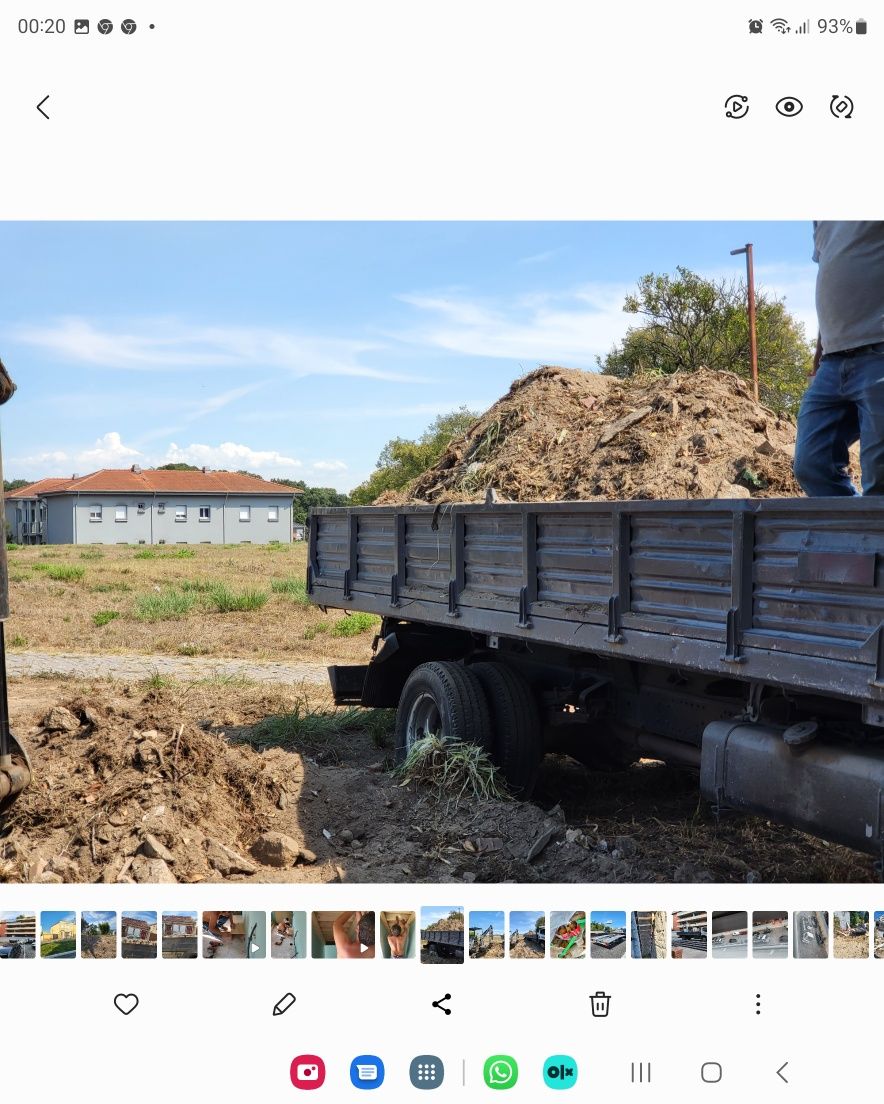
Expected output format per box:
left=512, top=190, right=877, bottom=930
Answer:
left=395, top=736, right=509, bottom=803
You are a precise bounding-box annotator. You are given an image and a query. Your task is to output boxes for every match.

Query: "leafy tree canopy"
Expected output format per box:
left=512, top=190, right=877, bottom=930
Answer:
left=597, top=266, right=813, bottom=414
left=350, top=407, right=479, bottom=505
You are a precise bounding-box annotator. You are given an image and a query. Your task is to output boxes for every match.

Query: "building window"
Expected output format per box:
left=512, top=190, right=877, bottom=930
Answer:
left=136, top=502, right=146, bottom=513
left=157, top=502, right=166, bottom=514
left=175, top=505, right=187, bottom=522
left=239, top=505, right=251, bottom=522
left=268, top=506, right=279, bottom=523
left=89, top=504, right=102, bottom=522
left=115, top=505, right=128, bottom=522
left=199, top=506, right=211, bottom=522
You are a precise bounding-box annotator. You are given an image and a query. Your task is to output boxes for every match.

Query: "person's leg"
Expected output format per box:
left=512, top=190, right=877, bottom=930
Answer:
left=848, top=344, right=884, bottom=494
left=793, top=356, right=859, bottom=496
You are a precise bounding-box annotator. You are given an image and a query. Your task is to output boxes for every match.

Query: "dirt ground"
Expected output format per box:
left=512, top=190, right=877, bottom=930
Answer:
left=471, top=936, right=504, bottom=959
left=5, top=542, right=376, bottom=663
left=0, top=673, right=877, bottom=885
left=81, top=932, right=116, bottom=959
left=509, top=935, right=544, bottom=959
left=833, top=931, right=870, bottom=959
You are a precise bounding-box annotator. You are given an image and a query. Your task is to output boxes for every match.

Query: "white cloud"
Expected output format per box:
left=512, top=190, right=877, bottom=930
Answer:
left=163, top=440, right=304, bottom=477
left=12, top=431, right=144, bottom=474
left=13, top=317, right=421, bottom=383
left=310, top=459, right=348, bottom=473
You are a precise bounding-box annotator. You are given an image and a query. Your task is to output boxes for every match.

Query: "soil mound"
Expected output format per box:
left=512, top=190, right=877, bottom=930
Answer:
left=383, top=365, right=801, bottom=504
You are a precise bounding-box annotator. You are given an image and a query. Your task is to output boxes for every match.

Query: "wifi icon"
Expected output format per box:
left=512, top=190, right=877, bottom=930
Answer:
left=771, top=17, right=790, bottom=33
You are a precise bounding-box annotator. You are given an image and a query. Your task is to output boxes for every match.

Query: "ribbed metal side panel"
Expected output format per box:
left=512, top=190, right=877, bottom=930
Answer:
left=629, top=513, right=733, bottom=626
left=752, top=514, right=884, bottom=645
left=404, top=512, right=451, bottom=592
left=355, top=512, right=395, bottom=584
left=315, top=513, right=348, bottom=580
left=463, top=512, right=522, bottom=599
left=536, top=512, right=612, bottom=607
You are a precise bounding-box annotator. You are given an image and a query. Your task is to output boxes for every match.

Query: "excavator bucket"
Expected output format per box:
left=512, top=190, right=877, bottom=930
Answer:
left=0, top=728, right=32, bottom=815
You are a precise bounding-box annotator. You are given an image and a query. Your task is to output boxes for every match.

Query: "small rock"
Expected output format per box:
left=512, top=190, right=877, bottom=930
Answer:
left=299, top=849, right=318, bottom=865
left=351, top=839, right=363, bottom=850
left=277, top=791, right=288, bottom=811
left=37, top=871, right=64, bottom=884
left=107, top=808, right=130, bottom=827
left=526, top=827, right=558, bottom=862
left=132, top=856, right=176, bottom=883
left=47, top=855, right=80, bottom=880
left=614, top=835, right=638, bottom=859
left=141, top=833, right=175, bottom=863
left=339, top=829, right=354, bottom=844
left=564, top=828, right=584, bottom=846
left=597, top=839, right=609, bottom=853
left=250, top=831, right=300, bottom=868
left=41, top=706, right=80, bottom=733
left=746, top=870, right=761, bottom=884
left=462, top=871, right=477, bottom=883
left=205, top=838, right=257, bottom=876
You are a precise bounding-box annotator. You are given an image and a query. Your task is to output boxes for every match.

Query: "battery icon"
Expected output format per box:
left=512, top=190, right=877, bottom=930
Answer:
left=856, top=18, right=867, bottom=33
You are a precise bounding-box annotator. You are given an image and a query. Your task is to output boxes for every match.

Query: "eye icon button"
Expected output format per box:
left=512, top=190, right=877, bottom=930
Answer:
left=776, top=97, right=804, bottom=117
left=830, top=94, right=854, bottom=118
left=725, top=94, right=750, bottom=119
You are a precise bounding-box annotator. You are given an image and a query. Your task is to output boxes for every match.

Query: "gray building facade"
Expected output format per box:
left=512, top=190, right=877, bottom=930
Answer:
left=6, top=468, right=297, bottom=546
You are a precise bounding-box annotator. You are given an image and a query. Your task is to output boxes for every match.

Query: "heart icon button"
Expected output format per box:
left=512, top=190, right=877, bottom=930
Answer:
left=114, top=993, right=139, bottom=1016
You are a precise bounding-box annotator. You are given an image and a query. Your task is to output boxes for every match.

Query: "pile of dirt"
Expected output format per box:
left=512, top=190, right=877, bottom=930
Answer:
left=509, top=932, right=544, bottom=959
left=380, top=365, right=802, bottom=504
left=424, top=912, right=465, bottom=933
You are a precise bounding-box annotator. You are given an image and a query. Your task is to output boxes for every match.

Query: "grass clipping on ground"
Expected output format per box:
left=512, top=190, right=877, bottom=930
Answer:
left=395, top=735, right=509, bottom=804
left=377, top=365, right=803, bottom=504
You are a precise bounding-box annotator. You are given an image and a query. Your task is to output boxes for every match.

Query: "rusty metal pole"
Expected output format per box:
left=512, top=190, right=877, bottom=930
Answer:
left=731, top=243, right=760, bottom=403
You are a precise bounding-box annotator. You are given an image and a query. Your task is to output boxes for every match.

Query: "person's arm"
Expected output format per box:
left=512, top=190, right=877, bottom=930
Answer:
left=332, top=911, right=355, bottom=953
left=812, top=333, right=822, bottom=376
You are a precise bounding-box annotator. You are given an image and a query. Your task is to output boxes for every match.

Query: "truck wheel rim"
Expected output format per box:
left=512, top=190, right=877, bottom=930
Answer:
left=405, top=693, right=442, bottom=750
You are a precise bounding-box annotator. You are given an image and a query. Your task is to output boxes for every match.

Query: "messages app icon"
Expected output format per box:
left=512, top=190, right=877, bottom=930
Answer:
left=350, top=1055, right=385, bottom=1089
left=484, top=1055, right=519, bottom=1090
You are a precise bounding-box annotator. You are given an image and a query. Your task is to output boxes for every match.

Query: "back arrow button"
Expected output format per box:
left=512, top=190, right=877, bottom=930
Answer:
left=776, top=1061, right=789, bottom=1084
left=37, top=95, right=50, bottom=119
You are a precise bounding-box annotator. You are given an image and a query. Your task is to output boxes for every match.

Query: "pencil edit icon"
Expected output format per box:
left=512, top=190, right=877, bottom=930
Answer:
left=273, top=992, right=296, bottom=1017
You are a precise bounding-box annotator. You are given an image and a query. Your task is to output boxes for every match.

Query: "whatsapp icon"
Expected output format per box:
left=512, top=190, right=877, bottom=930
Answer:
left=483, top=1056, right=518, bottom=1090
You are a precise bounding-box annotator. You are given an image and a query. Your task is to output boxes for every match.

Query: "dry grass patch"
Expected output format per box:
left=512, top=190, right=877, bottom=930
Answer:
left=5, top=542, right=374, bottom=663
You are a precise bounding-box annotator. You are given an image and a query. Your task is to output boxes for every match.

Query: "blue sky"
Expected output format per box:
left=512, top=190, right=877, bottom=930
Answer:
left=0, top=222, right=818, bottom=492
left=510, top=910, right=544, bottom=931
left=122, top=911, right=156, bottom=924
left=1, top=911, right=35, bottom=922
left=469, top=910, right=504, bottom=933
left=41, top=911, right=75, bottom=930
left=82, top=911, right=116, bottom=928
left=421, top=905, right=463, bottom=926
left=592, top=911, right=627, bottom=929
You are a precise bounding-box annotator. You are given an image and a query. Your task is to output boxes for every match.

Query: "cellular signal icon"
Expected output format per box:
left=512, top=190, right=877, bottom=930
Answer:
left=771, top=17, right=790, bottom=33
left=795, top=19, right=810, bottom=34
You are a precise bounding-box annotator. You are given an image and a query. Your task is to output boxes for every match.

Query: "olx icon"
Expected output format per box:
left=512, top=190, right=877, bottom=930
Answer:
left=543, top=1056, right=578, bottom=1089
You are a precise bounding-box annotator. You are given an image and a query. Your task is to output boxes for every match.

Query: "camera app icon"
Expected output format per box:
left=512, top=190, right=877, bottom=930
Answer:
left=290, top=1055, right=326, bottom=1090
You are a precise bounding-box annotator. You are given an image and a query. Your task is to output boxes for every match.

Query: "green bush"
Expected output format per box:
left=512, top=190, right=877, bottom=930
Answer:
left=303, top=621, right=329, bottom=640
left=134, top=588, right=199, bottom=621
left=92, top=610, right=120, bottom=627
left=133, top=549, right=157, bottom=559
left=91, top=581, right=133, bottom=594
left=79, top=548, right=104, bottom=560
left=331, top=612, right=380, bottom=638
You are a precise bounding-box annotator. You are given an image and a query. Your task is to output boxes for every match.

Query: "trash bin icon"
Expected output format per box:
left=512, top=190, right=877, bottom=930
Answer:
left=590, top=991, right=611, bottom=1018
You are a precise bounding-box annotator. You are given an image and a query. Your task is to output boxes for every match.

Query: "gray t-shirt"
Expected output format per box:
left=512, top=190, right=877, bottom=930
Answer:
left=814, top=221, right=884, bottom=354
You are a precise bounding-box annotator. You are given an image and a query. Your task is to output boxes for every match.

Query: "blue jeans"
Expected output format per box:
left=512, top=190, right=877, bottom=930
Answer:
left=793, top=342, right=884, bottom=496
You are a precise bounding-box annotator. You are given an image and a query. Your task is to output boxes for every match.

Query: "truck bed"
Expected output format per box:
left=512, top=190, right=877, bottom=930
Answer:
left=308, top=498, right=884, bottom=717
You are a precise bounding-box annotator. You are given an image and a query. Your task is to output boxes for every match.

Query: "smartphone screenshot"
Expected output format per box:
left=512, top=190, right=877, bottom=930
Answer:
left=0, top=2, right=881, bottom=1098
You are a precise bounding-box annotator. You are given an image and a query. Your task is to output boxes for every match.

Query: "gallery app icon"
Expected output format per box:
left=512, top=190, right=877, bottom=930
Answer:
left=350, top=1055, right=385, bottom=1089
left=409, top=1055, right=444, bottom=1090
left=484, top=1055, right=519, bottom=1090
left=543, top=1055, right=578, bottom=1089
left=290, top=1055, right=326, bottom=1090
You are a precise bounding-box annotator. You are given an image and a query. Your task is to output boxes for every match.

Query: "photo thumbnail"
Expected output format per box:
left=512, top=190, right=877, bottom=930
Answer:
left=271, top=911, right=307, bottom=959
left=420, top=907, right=464, bottom=965
left=202, top=911, right=266, bottom=959
left=81, top=911, right=116, bottom=959
left=710, top=912, right=748, bottom=959
left=311, top=911, right=375, bottom=959
left=0, top=911, right=36, bottom=959
left=752, top=912, right=789, bottom=959
left=380, top=912, right=415, bottom=960
left=162, top=912, right=199, bottom=959
left=551, top=911, right=586, bottom=960
left=590, top=912, right=627, bottom=959
left=631, top=912, right=667, bottom=959
left=833, top=912, right=869, bottom=959
left=508, top=911, right=545, bottom=959
left=469, top=911, right=505, bottom=959
left=122, top=912, right=157, bottom=959
left=40, top=911, right=76, bottom=959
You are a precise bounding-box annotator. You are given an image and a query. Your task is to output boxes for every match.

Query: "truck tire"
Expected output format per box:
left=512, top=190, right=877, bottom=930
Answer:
left=394, top=660, right=492, bottom=765
left=470, top=661, right=543, bottom=797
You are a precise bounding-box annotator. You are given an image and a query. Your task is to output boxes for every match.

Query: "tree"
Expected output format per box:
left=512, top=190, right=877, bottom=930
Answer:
left=156, top=463, right=201, bottom=471
left=597, top=266, right=813, bottom=414
left=350, top=407, right=479, bottom=504
left=273, top=480, right=351, bottom=525
left=3, top=479, right=30, bottom=492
